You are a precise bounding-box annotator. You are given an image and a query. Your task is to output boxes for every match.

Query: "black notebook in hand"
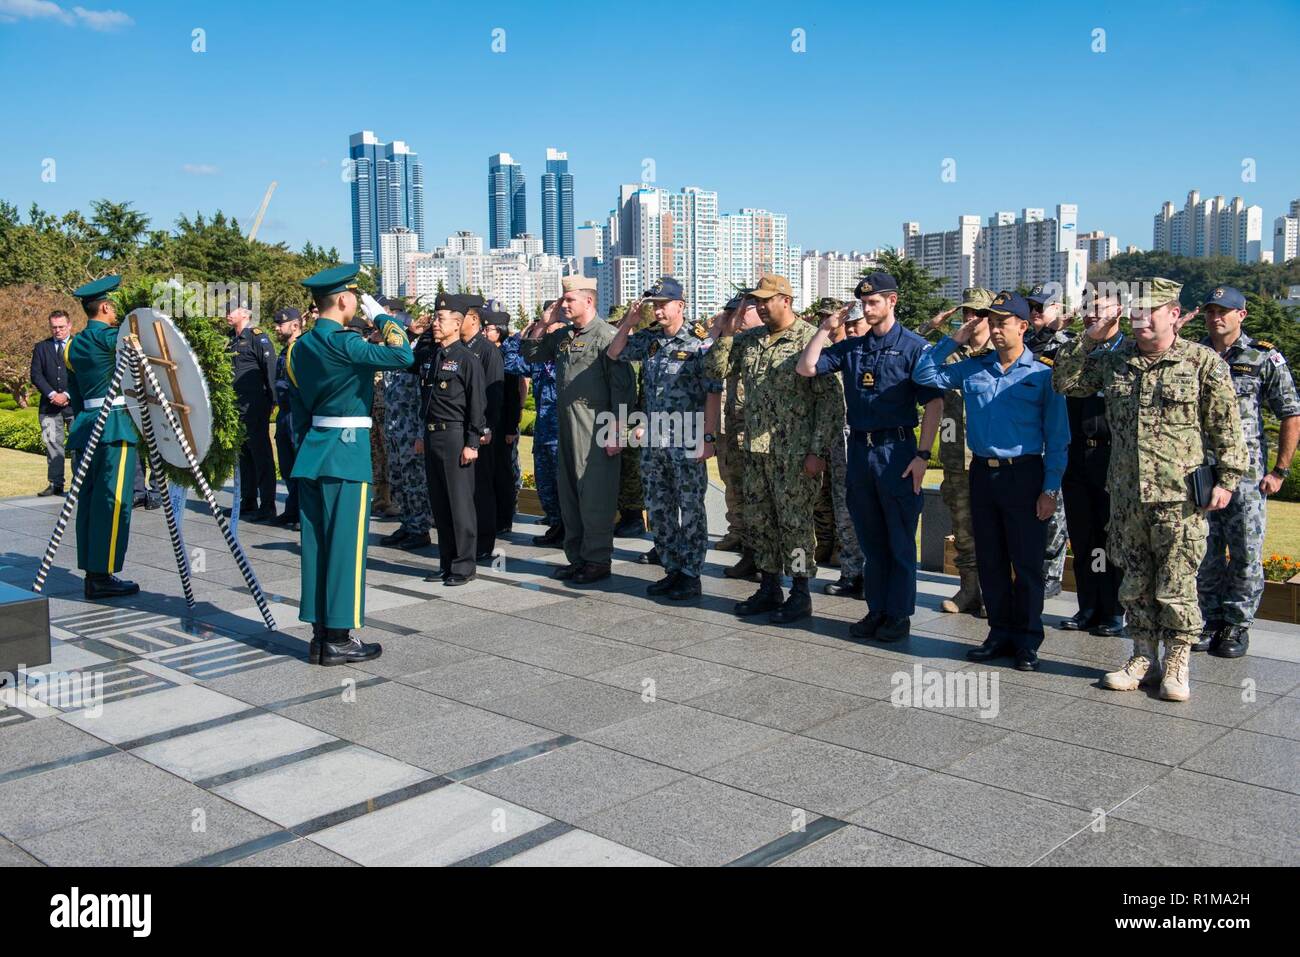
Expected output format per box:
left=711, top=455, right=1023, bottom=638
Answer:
left=1188, top=464, right=1216, bottom=509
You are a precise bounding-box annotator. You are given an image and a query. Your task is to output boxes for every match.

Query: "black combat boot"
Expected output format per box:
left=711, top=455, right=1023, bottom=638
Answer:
left=735, top=572, right=783, bottom=617
left=769, top=575, right=811, bottom=624
left=668, top=574, right=702, bottom=601
left=532, top=523, right=564, bottom=546
left=647, top=571, right=680, bottom=596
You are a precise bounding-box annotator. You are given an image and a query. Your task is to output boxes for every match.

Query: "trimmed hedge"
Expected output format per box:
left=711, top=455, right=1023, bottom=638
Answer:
left=0, top=408, right=44, bottom=454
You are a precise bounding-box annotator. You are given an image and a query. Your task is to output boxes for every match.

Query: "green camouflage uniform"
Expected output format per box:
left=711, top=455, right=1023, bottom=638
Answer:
left=716, top=353, right=748, bottom=544
left=938, top=341, right=992, bottom=572
left=1053, top=333, right=1247, bottom=647
left=706, top=320, right=841, bottom=577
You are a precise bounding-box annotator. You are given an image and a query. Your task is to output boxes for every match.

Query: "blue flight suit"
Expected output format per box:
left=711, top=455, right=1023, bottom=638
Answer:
left=814, top=321, right=943, bottom=618
left=914, top=337, right=1070, bottom=653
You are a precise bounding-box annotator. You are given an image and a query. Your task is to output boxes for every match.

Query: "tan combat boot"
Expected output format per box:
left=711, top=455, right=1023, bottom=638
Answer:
left=1101, top=635, right=1162, bottom=692
left=941, top=569, right=983, bottom=616
left=1159, top=639, right=1191, bottom=702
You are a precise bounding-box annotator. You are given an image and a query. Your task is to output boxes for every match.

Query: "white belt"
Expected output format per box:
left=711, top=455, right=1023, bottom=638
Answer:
left=83, top=396, right=126, bottom=409
left=312, top=416, right=372, bottom=428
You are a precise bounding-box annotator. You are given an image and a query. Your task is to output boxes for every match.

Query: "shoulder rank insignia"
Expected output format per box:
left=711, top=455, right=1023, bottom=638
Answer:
left=1038, top=356, right=1054, bottom=367
left=1255, top=339, right=1275, bottom=351
left=674, top=350, right=689, bottom=360
left=691, top=322, right=707, bottom=339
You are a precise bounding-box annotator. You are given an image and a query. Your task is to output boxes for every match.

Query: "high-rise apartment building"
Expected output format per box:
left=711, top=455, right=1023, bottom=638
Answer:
left=1152, top=190, right=1265, bottom=263
left=540, top=148, right=575, bottom=258
left=901, top=216, right=980, bottom=302
left=488, top=153, right=527, bottom=249
left=975, top=205, right=1088, bottom=306
left=1076, top=230, right=1119, bottom=266
left=349, top=130, right=425, bottom=268
left=1275, top=199, right=1300, bottom=264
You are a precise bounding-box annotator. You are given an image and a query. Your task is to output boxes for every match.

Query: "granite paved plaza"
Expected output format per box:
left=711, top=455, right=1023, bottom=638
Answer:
left=1, top=486, right=1297, bottom=868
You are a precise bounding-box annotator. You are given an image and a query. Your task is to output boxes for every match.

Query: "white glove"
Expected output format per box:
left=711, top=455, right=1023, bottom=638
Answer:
left=359, top=293, right=385, bottom=323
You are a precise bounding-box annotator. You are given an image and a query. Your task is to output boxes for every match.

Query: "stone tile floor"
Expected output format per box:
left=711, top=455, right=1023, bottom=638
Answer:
left=0, top=487, right=1296, bottom=867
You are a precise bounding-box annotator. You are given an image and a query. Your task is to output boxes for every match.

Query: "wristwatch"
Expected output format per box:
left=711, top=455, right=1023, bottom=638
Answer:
left=1271, top=465, right=1290, bottom=478
left=915, top=450, right=932, bottom=463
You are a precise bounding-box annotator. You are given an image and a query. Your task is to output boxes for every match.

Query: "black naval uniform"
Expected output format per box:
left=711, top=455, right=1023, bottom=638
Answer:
left=495, top=360, right=524, bottom=530
left=417, top=336, right=486, bottom=579
left=1060, top=333, right=1124, bottom=632
left=229, top=325, right=278, bottom=516
left=463, top=332, right=504, bottom=557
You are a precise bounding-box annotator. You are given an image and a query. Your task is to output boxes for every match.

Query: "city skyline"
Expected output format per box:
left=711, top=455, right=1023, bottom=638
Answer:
left=3, top=1, right=1297, bottom=265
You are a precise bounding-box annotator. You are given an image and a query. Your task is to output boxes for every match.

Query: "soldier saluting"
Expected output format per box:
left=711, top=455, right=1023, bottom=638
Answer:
left=1195, top=286, right=1300, bottom=658
left=1053, top=277, right=1247, bottom=702
left=288, top=265, right=413, bottom=666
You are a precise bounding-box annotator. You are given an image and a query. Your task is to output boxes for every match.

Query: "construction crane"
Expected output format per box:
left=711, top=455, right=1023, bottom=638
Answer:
left=247, top=181, right=278, bottom=242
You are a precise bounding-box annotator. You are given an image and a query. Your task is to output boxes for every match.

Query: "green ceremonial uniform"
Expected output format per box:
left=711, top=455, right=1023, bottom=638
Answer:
left=1053, top=333, right=1247, bottom=646
left=66, top=319, right=138, bottom=575
left=706, top=320, right=841, bottom=576
left=287, top=314, right=413, bottom=629
left=520, top=317, right=637, bottom=566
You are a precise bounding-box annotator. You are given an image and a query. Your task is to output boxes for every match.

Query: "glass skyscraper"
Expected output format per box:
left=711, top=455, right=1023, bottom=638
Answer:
left=488, top=152, right=527, bottom=249
left=541, top=148, right=574, bottom=258
left=348, top=130, right=425, bottom=267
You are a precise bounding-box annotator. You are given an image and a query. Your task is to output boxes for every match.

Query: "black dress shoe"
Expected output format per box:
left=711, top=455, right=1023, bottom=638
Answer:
left=571, top=563, right=611, bottom=585
left=398, top=532, right=432, bottom=551
left=668, top=574, right=702, bottom=601
left=444, top=573, right=476, bottom=586
left=647, top=572, right=680, bottom=596
left=1192, top=621, right=1224, bottom=653
left=270, top=512, right=298, bottom=527
left=532, top=524, right=564, bottom=546
left=875, top=615, right=911, bottom=643
left=476, top=549, right=495, bottom=561
left=380, top=527, right=411, bottom=546
left=966, top=639, right=1012, bottom=662
left=320, top=629, right=382, bottom=666
left=823, top=574, right=863, bottom=598
left=553, top=563, right=582, bottom=580
left=250, top=507, right=278, bottom=523
left=37, top=484, right=62, bottom=497
left=849, top=611, right=884, bottom=641
left=1213, top=625, right=1249, bottom=658
left=1090, top=617, right=1125, bottom=637
left=84, top=574, right=141, bottom=599
left=1015, top=650, right=1040, bottom=671
left=637, top=547, right=660, bottom=566
left=1055, top=610, right=1096, bottom=631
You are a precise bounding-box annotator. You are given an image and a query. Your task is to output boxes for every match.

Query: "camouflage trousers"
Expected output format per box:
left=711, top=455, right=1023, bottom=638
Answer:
left=1111, top=497, right=1207, bottom=646
left=744, top=451, right=821, bottom=578
left=643, top=448, right=709, bottom=576
left=716, top=428, right=746, bottom=543
left=619, top=444, right=644, bottom=512
left=829, top=425, right=863, bottom=576
left=1044, top=493, right=1066, bottom=586
left=941, top=467, right=977, bottom=571
left=1198, top=477, right=1267, bottom=626
left=534, top=439, right=561, bottom=526
left=385, top=419, right=431, bottom=535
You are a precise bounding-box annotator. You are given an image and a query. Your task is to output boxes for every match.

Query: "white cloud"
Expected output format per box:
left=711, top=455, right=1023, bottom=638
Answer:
left=0, top=0, right=133, bottom=30
left=182, top=163, right=219, bottom=176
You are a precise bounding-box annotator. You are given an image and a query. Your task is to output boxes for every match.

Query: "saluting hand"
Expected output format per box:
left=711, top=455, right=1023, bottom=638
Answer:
left=820, top=306, right=850, bottom=334
left=951, top=312, right=986, bottom=346
left=1174, top=308, right=1197, bottom=333
left=927, top=306, right=959, bottom=331
left=1086, top=314, right=1121, bottom=342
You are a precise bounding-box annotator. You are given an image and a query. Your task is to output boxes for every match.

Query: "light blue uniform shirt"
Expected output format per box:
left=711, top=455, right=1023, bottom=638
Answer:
left=913, top=336, right=1070, bottom=492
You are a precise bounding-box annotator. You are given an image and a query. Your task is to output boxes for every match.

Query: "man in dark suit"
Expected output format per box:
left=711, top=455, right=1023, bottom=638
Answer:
left=30, top=309, right=76, bottom=496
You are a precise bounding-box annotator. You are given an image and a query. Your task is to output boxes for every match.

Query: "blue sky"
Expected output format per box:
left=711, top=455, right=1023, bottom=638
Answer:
left=2, top=0, right=1297, bottom=258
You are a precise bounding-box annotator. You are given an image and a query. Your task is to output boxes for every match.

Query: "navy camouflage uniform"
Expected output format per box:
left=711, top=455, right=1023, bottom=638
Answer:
left=615, top=321, right=719, bottom=577
left=1199, top=330, right=1300, bottom=628
left=1025, top=324, right=1072, bottom=589
left=504, top=333, right=560, bottom=526
left=383, top=360, right=432, bottom=537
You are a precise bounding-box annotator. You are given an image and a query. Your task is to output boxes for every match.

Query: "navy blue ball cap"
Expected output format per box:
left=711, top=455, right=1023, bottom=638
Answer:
left=73, top=274, right=121, bottom=309
left=854, top=271, right=898, bottom=298
left=301, top=264, right=360, bottom=296
left=1202, top=285, right=1246, bottom=310
left=273, top=307, right=302, bottom=324
left=987, top=290, right=1031, bottom=322
left=1025, top=282, right=1059, bottom=306
left=644, top=276, right=684, bottom=301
